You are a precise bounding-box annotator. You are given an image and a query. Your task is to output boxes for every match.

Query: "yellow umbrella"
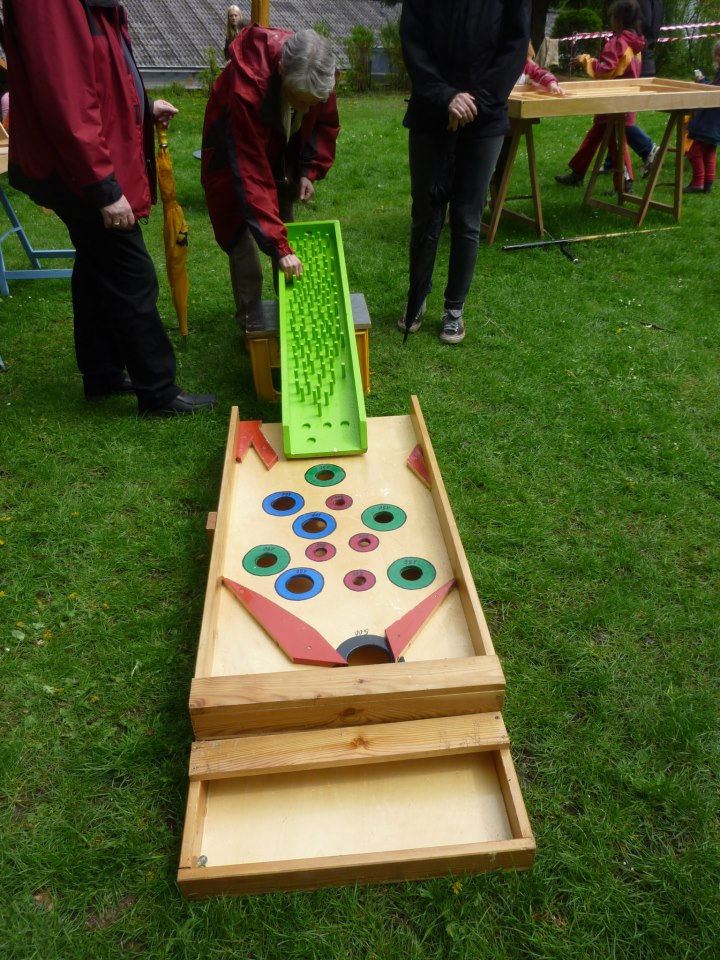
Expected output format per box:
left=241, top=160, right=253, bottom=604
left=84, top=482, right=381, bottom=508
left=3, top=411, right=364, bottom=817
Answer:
left=156, top=124, right=189, bottom=337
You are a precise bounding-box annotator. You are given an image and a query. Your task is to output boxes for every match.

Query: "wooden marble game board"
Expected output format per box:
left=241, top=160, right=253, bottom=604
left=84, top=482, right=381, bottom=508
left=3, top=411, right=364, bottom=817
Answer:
left=177, top=223, right=533, bottom=897
left=178, top=401, right=534, bottom=897
left=508, top=76, right=720, bottom=119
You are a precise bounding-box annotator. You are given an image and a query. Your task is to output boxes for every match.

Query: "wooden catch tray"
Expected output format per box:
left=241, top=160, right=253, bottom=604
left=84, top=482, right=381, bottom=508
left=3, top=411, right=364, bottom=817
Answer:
left=190, top=399, right=504, bottom=740
left=178, top=714, right=534, bottom=897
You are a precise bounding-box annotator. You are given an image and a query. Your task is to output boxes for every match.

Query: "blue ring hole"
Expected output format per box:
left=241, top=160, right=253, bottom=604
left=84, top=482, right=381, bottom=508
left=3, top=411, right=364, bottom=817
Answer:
left=275, top=567, right=324, bottom=601
left=262, top=491, right=304, bottom=517
left=292, top=511, right=337, bottom=540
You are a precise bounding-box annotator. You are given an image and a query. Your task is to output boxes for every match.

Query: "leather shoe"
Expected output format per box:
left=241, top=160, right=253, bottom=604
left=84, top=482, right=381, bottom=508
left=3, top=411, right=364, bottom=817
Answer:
left=141, top=390, right=217, bottom=418
left=84, top=373, right=134, bottom=399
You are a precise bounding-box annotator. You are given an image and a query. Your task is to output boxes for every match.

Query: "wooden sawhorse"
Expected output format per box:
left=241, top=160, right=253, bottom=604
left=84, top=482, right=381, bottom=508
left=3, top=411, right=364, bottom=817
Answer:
left=483, top=118, right=543, bottom=246
left=583, top=110, right=685, bottom=224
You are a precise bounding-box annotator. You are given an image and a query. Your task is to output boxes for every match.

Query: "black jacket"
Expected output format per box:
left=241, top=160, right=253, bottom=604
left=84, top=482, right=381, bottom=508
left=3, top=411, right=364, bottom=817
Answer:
left=400, top=0, right=530, bottom=137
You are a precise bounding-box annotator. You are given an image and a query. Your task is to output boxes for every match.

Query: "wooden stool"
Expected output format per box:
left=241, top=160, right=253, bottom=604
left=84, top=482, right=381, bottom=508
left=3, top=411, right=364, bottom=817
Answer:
left=245, top=292, right=371, bottom=402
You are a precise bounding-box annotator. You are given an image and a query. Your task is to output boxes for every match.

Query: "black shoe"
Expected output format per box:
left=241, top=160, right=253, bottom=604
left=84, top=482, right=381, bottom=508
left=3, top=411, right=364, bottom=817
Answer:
left=603, top=178, right=633, bottom=197
left=555, top=170, right=584, bottom=187
left=704, top=182, right=713, bottom=193
left=84, top=373, right=134, bottom=399
left=683, top=184, right=705, bottom=194
left=141, top=390, right=217, bottom=418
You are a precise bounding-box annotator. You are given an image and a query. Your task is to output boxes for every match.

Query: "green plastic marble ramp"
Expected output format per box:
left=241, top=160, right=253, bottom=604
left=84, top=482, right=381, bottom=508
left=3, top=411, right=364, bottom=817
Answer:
left=279, top=220, right=367, bottom=458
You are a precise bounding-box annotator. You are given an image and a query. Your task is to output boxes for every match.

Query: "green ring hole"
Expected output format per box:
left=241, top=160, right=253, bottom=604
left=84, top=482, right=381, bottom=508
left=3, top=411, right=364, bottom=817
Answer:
left=387, top=557, right=436, bottom=590
left=361, top=503, right=407, bottom=532
left=242, top=544, right=291, bottom=577
left=305, top=464, right=346, bottom=487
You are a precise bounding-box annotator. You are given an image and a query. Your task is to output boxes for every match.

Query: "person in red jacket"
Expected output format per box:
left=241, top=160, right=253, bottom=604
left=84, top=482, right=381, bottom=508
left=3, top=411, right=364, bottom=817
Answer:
left=3, top=0, right=215, bottom=417
left=201, top=26, right=339, bottom=331
left=555, top=0, right=645, bottom=191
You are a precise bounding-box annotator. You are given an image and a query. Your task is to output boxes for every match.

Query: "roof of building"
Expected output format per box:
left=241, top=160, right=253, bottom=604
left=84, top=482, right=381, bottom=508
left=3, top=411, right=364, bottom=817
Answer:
left=127, top=0, right=399, bottom=67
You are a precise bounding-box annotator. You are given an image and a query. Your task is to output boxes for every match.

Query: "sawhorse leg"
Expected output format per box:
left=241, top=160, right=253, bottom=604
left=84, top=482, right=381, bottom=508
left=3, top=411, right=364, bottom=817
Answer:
left=0, top=182, right=75, bottom=297
left=483, top=118, right=543, bottom=245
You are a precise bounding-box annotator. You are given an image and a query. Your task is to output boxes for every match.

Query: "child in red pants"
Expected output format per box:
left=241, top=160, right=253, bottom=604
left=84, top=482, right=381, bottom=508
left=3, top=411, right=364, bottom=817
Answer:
left=555, top=0, right=644, bottom=191
left=685, top=42, right=720, bottom=194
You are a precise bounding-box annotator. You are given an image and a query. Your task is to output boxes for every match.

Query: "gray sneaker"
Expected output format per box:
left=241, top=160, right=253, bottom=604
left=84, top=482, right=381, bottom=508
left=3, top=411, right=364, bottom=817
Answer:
left=439, top=309, right=465, bottom=344
left=642, top=143, right=659, bottom=178
left=398, top=298, right=427, bottom=334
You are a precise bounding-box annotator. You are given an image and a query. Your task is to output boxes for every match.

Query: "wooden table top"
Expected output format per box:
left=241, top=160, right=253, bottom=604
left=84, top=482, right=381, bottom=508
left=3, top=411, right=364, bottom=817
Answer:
left=509, top=77, right=720, bottom=119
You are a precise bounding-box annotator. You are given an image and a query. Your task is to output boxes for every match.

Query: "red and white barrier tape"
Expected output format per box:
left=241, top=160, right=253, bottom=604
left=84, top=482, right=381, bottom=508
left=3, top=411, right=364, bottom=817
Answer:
left=559, top=21, right=720, bottom=43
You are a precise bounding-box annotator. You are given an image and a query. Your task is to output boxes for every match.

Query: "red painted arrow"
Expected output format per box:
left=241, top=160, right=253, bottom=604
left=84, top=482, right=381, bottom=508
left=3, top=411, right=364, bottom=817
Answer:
left=385, top=577, right=456, bottom=660
left=235, top=420, right=278, bottom=469
left=222, top=577, right=347, bottom=667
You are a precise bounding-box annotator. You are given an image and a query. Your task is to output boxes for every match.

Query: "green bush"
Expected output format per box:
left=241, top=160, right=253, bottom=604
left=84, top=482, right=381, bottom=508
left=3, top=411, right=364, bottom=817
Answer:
left=380, top=21, right=408, bottom=90
left=197, top=46, right=221, bottom=97
left=343, top=24, right=375, bottom=93
left=552, top=8, right=604, bottom=73
left=312, top=21, right=332, bottom=40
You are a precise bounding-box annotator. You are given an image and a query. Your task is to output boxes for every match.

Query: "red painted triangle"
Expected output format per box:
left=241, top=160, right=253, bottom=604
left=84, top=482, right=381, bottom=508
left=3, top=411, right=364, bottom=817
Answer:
left=385, top=578, right=456, bottom=660
left=222, top=577, right=347, bottom=667
left=235, top=420, right=278, bottom=469
left=407, top=444, right=431, bottom=488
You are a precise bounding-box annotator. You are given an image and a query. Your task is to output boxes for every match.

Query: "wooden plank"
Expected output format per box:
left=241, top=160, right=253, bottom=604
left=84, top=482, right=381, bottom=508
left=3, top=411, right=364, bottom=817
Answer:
left=190, top=656, right=505, bottom=738
left=189, top=712, right=509, bottom=780
left=193, top=408, right=240, bottom=678
left=178, top=837, right=536, bottom=898
left=494, top=748, right=535, bottom=841
left=0, top=124, right=8, bottom=176
left=409, top=396, right=496, bottom=658
left=192, top=688, right=504, bottom=739
left=178, top=780, right=208, bottom=869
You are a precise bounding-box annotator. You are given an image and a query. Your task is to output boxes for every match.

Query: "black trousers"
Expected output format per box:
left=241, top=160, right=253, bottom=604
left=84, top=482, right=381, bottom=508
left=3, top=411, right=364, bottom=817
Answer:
left=59, top=213, right=178, bottom=411
left=406, top=128, right=503, bottom=321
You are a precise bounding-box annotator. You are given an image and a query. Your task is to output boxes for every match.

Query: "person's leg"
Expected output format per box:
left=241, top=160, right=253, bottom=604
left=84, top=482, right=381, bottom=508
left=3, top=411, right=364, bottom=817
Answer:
left=686, top=141, right=706, bottom=189
left=557, top=117, right=607, bottom=185
left=62, top=215, right=179, bottom=410
left=626, top=124, right=654, bottom=160
left=703, top=142, right=716, bottom=191
left=229, top=228, right=263, bottom=327
left=445, top=132, right=504, bottom=311
left=403, top=128, right=451, bottom=329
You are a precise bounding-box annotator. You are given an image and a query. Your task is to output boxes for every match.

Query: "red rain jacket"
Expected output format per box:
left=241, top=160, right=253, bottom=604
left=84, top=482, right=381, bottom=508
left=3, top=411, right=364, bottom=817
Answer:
left=4, top=0, right=156, bottom=219
left=201, top=26, right=340, bottom=258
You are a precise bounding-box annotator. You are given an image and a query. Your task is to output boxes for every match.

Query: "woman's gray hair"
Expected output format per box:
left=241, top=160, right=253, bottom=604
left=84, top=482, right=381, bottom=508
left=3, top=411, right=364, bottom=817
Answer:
left=281, top=29, right=336, bottom=102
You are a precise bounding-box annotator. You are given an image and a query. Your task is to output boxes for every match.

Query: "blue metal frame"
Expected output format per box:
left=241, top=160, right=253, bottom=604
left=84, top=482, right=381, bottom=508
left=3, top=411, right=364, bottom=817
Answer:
left=0, top=182, right=74, bottom=297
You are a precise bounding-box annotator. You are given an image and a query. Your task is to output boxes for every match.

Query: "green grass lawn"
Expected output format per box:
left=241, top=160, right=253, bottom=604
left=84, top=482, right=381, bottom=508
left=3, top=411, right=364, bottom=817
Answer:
left=1, top=92, right=718, bottom=959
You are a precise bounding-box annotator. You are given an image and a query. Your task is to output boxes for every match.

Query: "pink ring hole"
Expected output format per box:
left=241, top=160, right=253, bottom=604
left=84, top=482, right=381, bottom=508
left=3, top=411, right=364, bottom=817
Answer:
left=305, top=541, right=337, bottom=563
left=349, top=532, right=379, bottom=553
left=326, top=493, right=353, bottom=511
left=343, top=569, right=376, bottom=592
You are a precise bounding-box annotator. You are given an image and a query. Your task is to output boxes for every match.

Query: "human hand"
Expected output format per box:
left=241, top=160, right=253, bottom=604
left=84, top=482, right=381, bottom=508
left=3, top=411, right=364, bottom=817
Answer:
left=548, top=81, right=566, bottom=96
left=447, top=92, right=477, bottom=132
left=101, top=194, right=135, bottom=231
left=278, top=253, right=303, bottom=281
left=298, top=177, right=315, bottom=202
left=153, top=99, right=178, bottom=127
